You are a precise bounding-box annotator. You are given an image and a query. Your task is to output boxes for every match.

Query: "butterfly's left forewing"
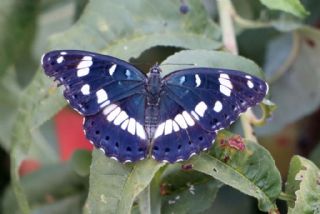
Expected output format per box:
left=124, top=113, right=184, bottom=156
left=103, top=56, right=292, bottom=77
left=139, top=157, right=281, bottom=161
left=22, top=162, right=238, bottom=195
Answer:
left=151, top=68, right=268, bottom=163
left=42, top=50, right=146, bottom=115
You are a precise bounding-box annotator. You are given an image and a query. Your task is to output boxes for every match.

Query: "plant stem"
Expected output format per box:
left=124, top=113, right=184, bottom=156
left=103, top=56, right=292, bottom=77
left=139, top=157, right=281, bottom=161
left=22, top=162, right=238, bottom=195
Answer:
left=233, top=13, right=272, bottom=29
left=217, top=0, right=257, bottom=142
left=139, top=185, right=151, bottom=214
left=217, top=0, right=238, bottom=55
left=278, top=192, right=296, bottom=202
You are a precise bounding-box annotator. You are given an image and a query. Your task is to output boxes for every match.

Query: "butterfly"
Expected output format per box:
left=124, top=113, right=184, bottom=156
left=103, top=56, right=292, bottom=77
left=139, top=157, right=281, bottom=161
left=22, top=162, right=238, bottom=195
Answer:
left=41, top=50, right=268, bottom=163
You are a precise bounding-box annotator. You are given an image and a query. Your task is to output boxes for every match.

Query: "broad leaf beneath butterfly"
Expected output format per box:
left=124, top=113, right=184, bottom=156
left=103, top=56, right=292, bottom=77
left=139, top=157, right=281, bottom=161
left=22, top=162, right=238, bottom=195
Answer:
left=42, top=50, right=268, bottom=163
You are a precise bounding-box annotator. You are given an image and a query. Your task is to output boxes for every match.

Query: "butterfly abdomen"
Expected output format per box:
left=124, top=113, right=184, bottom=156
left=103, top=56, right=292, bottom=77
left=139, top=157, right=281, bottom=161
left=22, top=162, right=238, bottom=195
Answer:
left=145, top=66, right=162, bottom=140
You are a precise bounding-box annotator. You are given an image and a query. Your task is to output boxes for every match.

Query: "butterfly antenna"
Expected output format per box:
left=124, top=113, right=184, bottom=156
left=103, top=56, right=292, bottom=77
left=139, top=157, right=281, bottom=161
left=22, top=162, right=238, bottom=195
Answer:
left=160, top=63, right=196, bottom=66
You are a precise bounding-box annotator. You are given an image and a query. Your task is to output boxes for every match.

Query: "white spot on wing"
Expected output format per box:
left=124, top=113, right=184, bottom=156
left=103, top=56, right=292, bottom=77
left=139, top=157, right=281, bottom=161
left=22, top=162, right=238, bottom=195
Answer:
left=103, top=104, right=117, bottom=115
left=174, top=114, right=188, bottom=129
left=172, top=120, right=180, bottom=132
left=99, top=148, right=105, bottom=154
left=107, top=107, right=121, bottom=122
left=245, top=75, right=252, bottom=79
left=81, top=84, right=90, bottom=95
left=219, top=76, right=233, bottom=89
left=109, top=64, right=117, bottom=76
left=136, top=122, right=146, bottom=139
left=220, top=85, right=231, bottom=96
left=213, top=100, right=223, bottom=113
left=191, top=110, right=200, bottom=120
left=247, top=80, right=254, bottom=88
left=41, top=54, right=45, bottom=65
left=125, top=69, right=131, bottom=77
left=77, top=68, right=90, bottom=77
left=56, top=56, right=64, bottom=64
left=182, top=111, right=195, bottom=126
left=179, top=76, right=185, bottom=84
left=220, top=73, right=230, bottom=79
left=114, top=111, right=129, bottom=125
left=195, top=74, right=201, bottom=87
left=77, top=56, right=93, bottom=69
left=195, top=101, right=207, bottom=117
left=96, top=89, right=108, bottom=104
left=110, top=156, right=118, bottom=161
left=127, top=118, right=136, bottom=135
left=83, top=56, right=92, bottom=61
left=60, top=51, right=67, bottom=55
left=100, top=100, right=110, bottom=108
left=164, top=119, right=173, bottom=135
left=121, top=119, right=129, bottom=130
left=154, top=122, right=165, bottom=138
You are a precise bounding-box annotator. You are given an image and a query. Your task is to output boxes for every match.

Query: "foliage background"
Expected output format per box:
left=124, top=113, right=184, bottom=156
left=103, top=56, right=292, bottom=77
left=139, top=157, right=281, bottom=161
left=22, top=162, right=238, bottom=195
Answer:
left=0, top=0, right=320, bottom=213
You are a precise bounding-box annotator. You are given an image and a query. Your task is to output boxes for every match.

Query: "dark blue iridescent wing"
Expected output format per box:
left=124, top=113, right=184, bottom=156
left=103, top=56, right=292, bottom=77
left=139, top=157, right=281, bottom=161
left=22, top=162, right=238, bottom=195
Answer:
left=42, top=50, right=148, bottom=162
left=84, top=93, right=148, bottom=163
left=151, top=68, right=268, bottom=163
left=41, top=50, right=146, bottom=115
left=151, top=91, right=216, bottom=163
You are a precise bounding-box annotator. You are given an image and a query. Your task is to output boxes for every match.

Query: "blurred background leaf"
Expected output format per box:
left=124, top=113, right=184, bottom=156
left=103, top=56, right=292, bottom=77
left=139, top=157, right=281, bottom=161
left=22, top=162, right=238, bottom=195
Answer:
left=257, top=27, right=320, bottom=135
left=285, top=155, right=320, bottom=213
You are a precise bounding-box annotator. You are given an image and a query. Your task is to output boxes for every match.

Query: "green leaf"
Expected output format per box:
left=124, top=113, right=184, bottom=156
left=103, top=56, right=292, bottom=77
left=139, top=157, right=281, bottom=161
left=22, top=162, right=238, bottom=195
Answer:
left=190, top=131, right=281, bottom=212
left=84, top=151, right=164, bottom=214
left=161, top=49, right=265, bottom=78
left=70, top=150, right=92, bottom=177
left=258, top=27, right=320, bottom=135
left=3, top=162, right=87, bottom=214
left=0, top=67, right=20, bottom=150
left=32, top=193, right=86, bottom=214
left=309, top=142, right=320, bottom=167
left=161, top=164, right=223, bottom=213
left=285, top=155, right=320, bottom=213
left=260, top=0, right=309, bottom=18
left=0, top=0, right=40, bottom=76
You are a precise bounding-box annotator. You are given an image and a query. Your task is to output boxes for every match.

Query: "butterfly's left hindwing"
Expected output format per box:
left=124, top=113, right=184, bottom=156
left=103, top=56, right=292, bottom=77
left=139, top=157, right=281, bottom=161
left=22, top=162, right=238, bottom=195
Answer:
left=41, top=50, right=146, bottom=115
left=84, top=94, right=148, bottom=163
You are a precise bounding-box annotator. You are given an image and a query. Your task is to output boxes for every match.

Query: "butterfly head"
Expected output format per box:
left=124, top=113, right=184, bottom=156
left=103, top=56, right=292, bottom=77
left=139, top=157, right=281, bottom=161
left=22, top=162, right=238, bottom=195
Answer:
left=149, top=63, right=162, bottom=74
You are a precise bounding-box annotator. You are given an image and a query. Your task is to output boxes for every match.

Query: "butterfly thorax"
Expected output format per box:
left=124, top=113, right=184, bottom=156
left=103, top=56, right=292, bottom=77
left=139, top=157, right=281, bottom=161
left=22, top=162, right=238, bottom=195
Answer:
left=145, top=65, right=162, bottom=140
